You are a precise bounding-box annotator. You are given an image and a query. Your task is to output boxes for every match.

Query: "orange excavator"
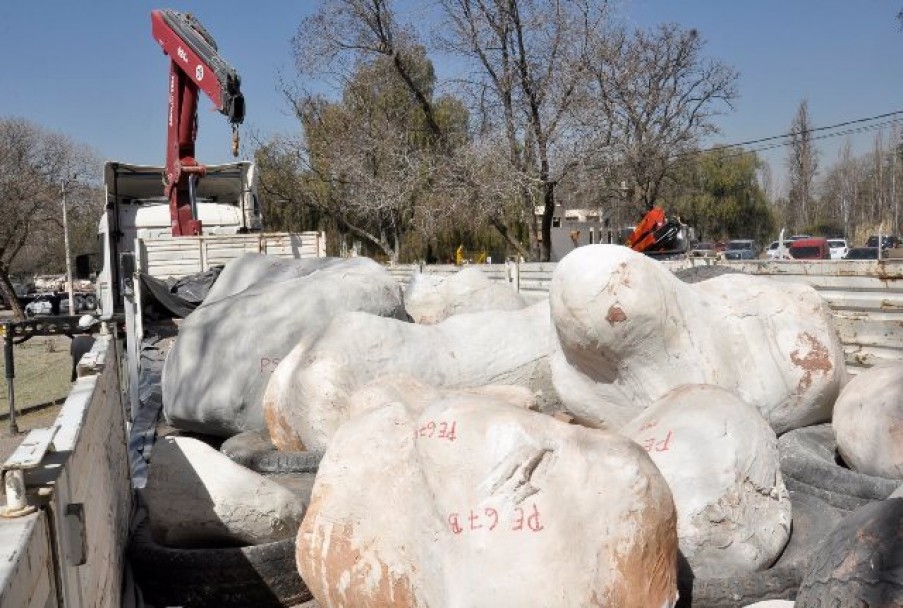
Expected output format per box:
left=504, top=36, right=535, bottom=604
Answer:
left=625, top=207, right=690, bottom=258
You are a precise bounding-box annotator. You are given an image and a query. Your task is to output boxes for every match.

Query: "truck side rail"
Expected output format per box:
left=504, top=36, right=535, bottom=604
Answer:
left=139, top=231, right=326, bottom=280
left=0, top=336, right=131, bottom=607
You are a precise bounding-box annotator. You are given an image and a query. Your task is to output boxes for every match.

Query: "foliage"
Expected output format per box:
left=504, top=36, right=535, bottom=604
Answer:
left=271, top=0, right=741, bottom=262
left=667, top=149, right=775, bottom=243
left=262, top=39, right=471, bottom=262
left=815, top=128, right=903, bottom=245
left=785, top=99, right=819, bottom=229
left=438, top=0, right=604, bottom=261
left=585, top=23, right=738, bottom=215
left=0, top=117, right=100, bottom=319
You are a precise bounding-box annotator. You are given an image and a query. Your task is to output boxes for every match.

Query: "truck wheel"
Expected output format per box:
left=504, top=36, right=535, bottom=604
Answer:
left=778, top=424, right=898, bottom=512
left=795, top=498, right=903, bottom=607
left=220, top=429, right=323, bottom=473
left=128, top=514, right=311, bottom=608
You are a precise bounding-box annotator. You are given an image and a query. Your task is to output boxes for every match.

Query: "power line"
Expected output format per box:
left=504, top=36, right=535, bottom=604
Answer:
left=672, top=110, right=903, bottom=161
left=715, top=117, right=901, bottom=161
left=705, top=110, right=903, bottom=154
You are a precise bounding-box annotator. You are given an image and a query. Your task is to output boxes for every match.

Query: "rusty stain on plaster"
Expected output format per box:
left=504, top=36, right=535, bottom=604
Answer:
left=299, top=504, right=417, bottom=607
left=606, top=305, right=628, bottom=326
left=790, top=332, right=833, bottom=392
left=263, top=400, right=306, bottom=451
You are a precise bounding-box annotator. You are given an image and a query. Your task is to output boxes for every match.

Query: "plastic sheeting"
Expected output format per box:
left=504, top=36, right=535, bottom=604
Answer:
left=128, top=330, right=171, bottom=489
left=140, top=267, right=223, bottom=319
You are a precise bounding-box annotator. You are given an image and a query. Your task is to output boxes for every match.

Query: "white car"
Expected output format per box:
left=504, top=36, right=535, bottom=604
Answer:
left=827, top=238, right=849, bottom=260
left=766, top=241, right=789, bottom=260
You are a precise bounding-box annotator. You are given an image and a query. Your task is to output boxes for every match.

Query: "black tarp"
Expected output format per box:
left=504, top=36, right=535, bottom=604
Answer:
left=140, top=267, right=222, bottom=318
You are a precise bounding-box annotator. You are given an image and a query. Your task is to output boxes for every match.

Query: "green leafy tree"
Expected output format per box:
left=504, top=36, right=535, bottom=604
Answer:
left=668, top=149, right=775, bottom=243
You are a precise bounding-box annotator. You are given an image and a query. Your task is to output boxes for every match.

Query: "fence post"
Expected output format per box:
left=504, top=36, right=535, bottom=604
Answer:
left=506, top=258, right=521, bottom=293
left=3, top=322, right=16, bottom=436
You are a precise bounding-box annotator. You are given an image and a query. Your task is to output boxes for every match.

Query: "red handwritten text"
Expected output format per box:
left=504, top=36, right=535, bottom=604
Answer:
left=447, top=503, right=543, bottom=535
left=641, top=430, right=674, bottom=452
left=415, top=420, right=457, bottom=442
left=259, top=357, right=282, bottom=374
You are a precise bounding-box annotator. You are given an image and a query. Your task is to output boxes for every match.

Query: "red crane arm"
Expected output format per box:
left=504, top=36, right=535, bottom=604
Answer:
left=150, top=9, right=245, bottom=236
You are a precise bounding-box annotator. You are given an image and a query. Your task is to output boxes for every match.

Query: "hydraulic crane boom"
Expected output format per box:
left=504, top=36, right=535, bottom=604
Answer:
left=150, top=9, right=245, bottom=236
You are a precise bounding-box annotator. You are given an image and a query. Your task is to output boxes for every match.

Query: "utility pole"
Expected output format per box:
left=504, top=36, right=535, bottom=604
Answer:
left=895, top=122, right=900, bottom=236
left=62, top=177, right=76, bottom=316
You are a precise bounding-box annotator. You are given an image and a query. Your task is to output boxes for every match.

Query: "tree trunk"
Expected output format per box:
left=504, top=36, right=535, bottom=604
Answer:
left=540, top=178, right=555, bottom=262
left=489, top=216, right=532, bottom=262
left=0, top=268, right=26, bottom=321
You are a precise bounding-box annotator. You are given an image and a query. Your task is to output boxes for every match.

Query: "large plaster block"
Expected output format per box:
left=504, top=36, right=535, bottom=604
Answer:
left=162, top=255, right=406, bottom=437
left=833, top=363, right=903, bottom=479
left=621, top=384, right=791, bottom=576
left=404, top=266, right=526, bottom=324
left=263, top=301, right=555, bottom=451
left=297, top=394, right=679, bottom=607
left=143, top=436, right=306, bottom=547
left=550, top=245, right=846, bottom=432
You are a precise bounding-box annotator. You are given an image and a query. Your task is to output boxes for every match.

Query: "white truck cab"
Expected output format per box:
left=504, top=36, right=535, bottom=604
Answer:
left=95, top=161, right=262, bottom=320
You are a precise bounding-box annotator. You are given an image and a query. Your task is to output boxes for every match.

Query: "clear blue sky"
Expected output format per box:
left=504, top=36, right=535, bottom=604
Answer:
left=1, top=0, right=901, bottom=184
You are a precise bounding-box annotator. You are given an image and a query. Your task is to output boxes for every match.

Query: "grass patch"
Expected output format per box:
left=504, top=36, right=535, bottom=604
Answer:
left=0, top=336, right=72, bottom=411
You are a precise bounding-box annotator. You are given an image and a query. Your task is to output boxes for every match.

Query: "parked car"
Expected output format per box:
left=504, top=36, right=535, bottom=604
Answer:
left=866, top=235, right=899, bottom=250
left=723, top=239, right=759, bottom=260
left=845, top=247, right=880, bottom=260
left=789, top=237, right=830, bottom=260
left=24, top=294, right=60, bottom=317
left=765, top=240, right=790, bottom=260
left=689, top=242, right=718, bottom=257
left=827, top=238, right=849, bottom=260
left=22, top=292, right=94, bottom=317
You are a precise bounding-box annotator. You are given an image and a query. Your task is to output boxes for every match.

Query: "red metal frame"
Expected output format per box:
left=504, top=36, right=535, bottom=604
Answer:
left=150, top=10, right=235, bottom=236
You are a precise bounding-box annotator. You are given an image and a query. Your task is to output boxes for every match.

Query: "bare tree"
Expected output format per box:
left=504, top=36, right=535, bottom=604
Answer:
left=0, top=118, right=97, bottom=319
left=438, top=0, right=604, bottom=261
left=786, top=99, right=819, bottom=229
left=266, top=41, right=470, bottom=262
left=586, top=23, right=738, bottom=215
left=293, top=0, right=447, bottom=147
left=280, top=0, right=478, bottom=262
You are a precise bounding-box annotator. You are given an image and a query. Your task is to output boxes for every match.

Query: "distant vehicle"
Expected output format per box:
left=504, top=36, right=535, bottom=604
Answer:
left=827, top=238, right=849, bottom=260
left=689, top=242, right=718, bottom=257
left=723, top=239, right=759, bottom=260
left=24, top=294, right=60, bottom=317
left=866, top=235, right=899, bottom=250
left=766, top=240, right=789, bottom=260
left=789, top=237, right=830, bottom=260
left=788, top=234, right=811, bottom=241
left=23, top=292, right=95, bottom=317
left=625, top=207, right=691, bottom=258
left=845, top=247, right=880, bottom=260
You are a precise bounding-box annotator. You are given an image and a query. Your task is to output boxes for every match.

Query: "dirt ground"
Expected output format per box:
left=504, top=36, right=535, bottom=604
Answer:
left=0, top=310, right=71, bottom=463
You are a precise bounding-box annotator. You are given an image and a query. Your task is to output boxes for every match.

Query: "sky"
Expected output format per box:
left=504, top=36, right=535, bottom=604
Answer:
left=1, top=1, right=901, bottom=187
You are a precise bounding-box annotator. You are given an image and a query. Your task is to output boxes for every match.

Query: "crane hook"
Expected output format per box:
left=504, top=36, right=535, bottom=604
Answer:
left=231, top=125, right=240, bottom=158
